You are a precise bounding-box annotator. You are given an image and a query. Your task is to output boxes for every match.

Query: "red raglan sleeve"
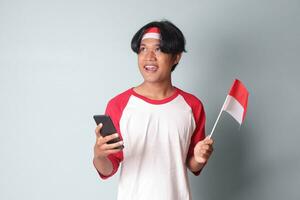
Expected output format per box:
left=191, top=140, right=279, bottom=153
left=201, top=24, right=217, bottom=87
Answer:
left=94, top=90, right=131, bottom=179
left=185, top=95, right=206, bottom=176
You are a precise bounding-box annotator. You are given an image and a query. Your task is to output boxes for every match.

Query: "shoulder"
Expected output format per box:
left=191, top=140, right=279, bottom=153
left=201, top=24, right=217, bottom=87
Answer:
left=106, top=88, right=133, bottom=108
left=177, top=88, right=204, bottom=109
left=177, top=87, right=206, bottom=125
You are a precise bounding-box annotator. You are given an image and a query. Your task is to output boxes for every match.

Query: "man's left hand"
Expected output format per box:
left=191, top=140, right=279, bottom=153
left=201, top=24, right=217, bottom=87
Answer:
left=194, top=136, right=214, bottom=164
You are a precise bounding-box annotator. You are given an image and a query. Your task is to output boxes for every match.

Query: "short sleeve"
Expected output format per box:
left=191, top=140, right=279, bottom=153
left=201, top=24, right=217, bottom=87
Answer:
left=178, top=89, right=206, bottom=176
left=187, top=104, right=206, bottom=175
left=94, top=89, right=132, bottom=179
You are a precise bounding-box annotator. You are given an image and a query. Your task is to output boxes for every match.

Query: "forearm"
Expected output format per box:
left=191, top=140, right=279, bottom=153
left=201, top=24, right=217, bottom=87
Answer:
left=93, top=156, right=114, bottom=176
left=187, top=156, right=205, bottom=173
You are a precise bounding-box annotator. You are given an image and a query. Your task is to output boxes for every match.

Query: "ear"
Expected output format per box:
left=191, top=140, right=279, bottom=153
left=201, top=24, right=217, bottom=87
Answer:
left=174, top=53, right=182, bottom=65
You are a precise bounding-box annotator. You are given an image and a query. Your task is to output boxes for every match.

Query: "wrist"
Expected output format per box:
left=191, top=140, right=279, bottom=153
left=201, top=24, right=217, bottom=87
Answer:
left=94, top=155, right=108, bottom=163
left=93, top=155, right=114, bottom=177
left=187, top=156, right=205, bottom=172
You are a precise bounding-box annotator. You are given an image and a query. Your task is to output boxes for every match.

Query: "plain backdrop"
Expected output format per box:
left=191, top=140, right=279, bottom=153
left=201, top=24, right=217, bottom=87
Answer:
left=1, top=0, right=299, bottom=199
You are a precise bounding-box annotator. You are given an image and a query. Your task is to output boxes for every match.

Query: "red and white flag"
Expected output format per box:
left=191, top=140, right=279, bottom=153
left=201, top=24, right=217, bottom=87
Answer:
left=209, top=79, right=249, bottom=138
left=222, top=79, right=249, bottom=125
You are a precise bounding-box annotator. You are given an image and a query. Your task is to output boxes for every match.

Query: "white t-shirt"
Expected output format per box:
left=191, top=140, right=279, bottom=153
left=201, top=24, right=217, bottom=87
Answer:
left=95, top=87, right=206, bottom=200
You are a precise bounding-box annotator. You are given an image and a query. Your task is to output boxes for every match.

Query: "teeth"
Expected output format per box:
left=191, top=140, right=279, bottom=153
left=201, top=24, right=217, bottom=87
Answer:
left=145, top=65, right=158, bottom=71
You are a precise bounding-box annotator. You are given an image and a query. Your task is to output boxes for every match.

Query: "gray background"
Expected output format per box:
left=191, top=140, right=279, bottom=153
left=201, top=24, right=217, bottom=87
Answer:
left=1, top=0, right=299, bottom=199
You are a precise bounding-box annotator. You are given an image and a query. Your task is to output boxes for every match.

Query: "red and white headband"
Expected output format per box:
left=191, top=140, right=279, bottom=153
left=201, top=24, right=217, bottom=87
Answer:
left=142, top=27, right=161, bottom=40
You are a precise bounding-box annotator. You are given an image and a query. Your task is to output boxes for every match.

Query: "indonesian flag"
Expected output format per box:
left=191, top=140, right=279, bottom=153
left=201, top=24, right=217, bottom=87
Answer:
left=222, top=79, right=249, bottom=125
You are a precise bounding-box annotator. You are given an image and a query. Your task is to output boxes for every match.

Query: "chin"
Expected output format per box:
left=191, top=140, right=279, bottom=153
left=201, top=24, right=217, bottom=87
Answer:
left=141, top=76, right=159, bottom=83
left=143, top=78, right=158, bottom=83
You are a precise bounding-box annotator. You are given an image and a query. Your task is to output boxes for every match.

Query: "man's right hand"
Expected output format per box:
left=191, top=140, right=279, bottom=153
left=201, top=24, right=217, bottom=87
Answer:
left=93, top=123, right=123, bottom=160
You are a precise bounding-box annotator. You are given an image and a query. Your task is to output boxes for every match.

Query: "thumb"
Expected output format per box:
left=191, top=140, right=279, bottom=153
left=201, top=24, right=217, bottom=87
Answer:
left=203, top=136, right=214, bottom=145
left=95, top=123, right=103, bottom=138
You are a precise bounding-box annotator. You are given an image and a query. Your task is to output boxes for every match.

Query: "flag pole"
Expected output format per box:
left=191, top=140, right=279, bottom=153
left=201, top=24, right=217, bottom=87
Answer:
left=209, top=95, right=228, bottom=138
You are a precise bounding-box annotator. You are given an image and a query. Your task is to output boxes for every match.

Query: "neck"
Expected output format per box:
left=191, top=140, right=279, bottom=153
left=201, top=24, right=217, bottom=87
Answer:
left=134, top=80, right=175, bottom=100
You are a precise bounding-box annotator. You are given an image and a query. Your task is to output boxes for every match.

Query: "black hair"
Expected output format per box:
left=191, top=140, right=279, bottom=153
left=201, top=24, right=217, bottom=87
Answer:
left=131, top=20, right=186, bottom=71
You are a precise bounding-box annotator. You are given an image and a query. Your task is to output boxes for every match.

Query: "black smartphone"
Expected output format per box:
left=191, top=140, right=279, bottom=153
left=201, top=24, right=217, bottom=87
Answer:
left=93, top=115, right=124, bottom=149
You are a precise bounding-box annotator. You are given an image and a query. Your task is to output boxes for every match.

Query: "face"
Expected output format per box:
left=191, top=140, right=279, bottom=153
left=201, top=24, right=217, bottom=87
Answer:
left=138, top=38, right=181, bottom=84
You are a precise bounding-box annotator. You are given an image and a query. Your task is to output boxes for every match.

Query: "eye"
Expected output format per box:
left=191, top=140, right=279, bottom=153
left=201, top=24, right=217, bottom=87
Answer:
left=155, top=47, right=161, bottom=52
left=139, top=46, right=146, bottom=53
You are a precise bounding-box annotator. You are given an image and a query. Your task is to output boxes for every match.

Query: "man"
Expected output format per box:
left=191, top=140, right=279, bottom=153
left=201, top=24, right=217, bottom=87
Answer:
left=93, top=20, right=214, bottom=200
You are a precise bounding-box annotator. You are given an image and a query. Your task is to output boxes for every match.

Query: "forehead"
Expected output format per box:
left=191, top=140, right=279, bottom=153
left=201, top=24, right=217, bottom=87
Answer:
left=140, top=38, right=160, bottom=47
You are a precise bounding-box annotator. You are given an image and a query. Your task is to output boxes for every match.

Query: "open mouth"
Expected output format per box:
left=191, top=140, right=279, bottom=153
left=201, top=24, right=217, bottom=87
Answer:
left=144, top=65, right=158, bottom=72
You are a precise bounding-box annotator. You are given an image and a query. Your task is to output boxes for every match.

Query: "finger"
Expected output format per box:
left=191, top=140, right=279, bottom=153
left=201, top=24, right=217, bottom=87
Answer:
left=203, top=144, right=214, bottom=151
left=201, top=148, right=213, bottom=155
left=95, top=123, right=103, bottom=138
left=200, top=152, right=212, bottom=159
left=96, top=133, right=120, bottom=146
left=104, top=148, right=122, bottom=155
left=201, top=144, right=210, bottom=150
left=103, top=141, right=124, bottom=150
left=96, top=136, right=105, bottom=145
left=204, top=138, right=214, bottom=145
left=201, top=149, right=208, bottom=154
left=103, top=133, right=120, bottom=143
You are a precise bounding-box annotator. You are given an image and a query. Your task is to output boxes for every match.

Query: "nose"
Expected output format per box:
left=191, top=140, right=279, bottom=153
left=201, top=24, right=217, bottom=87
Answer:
left=145, top=50, right=156, bottom=61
